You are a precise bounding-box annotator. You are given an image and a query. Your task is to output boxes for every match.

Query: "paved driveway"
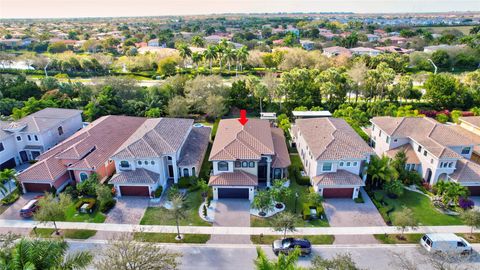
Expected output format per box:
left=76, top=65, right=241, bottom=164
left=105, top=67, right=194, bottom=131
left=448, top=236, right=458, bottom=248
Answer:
left=0, top=193, right=40, bottom=220
left=208, top=199, right=251, bottom=244
left=323, top=189, right=385, bottom=244
left=104, top=197, right=149, bottom=224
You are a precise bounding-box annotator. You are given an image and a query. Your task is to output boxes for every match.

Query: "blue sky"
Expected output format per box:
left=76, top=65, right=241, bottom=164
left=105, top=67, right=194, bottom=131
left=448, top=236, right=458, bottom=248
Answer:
left=0, top=0, right=479, bottom=19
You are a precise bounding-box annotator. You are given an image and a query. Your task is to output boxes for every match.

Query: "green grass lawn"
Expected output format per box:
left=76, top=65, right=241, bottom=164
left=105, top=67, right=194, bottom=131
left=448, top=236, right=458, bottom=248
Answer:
left=251, top=235, right=334, bottom=245
left=140, top=189, right=211, bottom=226
left=374, top=233, right=424, bottom=244
left=373, top=190, right=463, bottom=226
left=30, top=228, right=96, bottom=239
left=251, top=155, right=329, bottom=228
left=31, top=228, right=56, bottom=238
left=64, top=202, right=106, bottom=223
left=134, top=232, right=210, bottom=243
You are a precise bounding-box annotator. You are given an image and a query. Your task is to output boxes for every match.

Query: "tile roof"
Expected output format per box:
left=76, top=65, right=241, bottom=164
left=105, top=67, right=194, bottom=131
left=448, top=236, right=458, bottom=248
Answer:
left=178, top=126, right=211, bottom=168
left=113, top=118, right=193, bottom=159
left=18, top=116, right=146, bottom=183
left=386, top=144, right=420, bottom=164
left=271, top=127, right=291, bottom=168
left=2, top=108, right=82, bottom=133
left=209, top=119, right=275, bottom=161
left=449, top=159, right=480, bottom=184
left=312, top=170, right=365, bottom=186
left=208, top=170, right=258, bottom=186
left=293, top=118, right=374, bottom=161
left=371, top=117, right=474, bottom=159
left=460, top=116, right=480, bottom=129
left=449, top=125, right=480, bottom=155
left=110, top=168, right=160, bottom=185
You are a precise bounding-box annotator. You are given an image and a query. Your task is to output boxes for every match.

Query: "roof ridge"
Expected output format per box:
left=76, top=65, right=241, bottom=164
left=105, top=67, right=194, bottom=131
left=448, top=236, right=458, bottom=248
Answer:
left=315, top=119, right=336, bottom=160
left=390, top=117, right=406, bottom=136
left=238, top=128, right=272, bottom=154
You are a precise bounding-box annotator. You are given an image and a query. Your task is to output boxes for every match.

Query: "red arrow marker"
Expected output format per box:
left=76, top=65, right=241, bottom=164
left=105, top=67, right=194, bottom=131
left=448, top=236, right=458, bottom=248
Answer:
left=238, top=109, right=248, bottom=126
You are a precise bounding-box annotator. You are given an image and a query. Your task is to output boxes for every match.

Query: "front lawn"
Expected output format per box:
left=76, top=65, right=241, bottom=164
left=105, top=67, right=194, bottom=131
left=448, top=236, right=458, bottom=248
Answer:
left=374, top=233, right=424, bottom=244
left=30, top=228, right=97, bottom=239
left=250, top=234, right=334, bottom=245
left=457, top=233, right=480, bottom=243
left=371, top=189, right=463, bottom=226
left=140, top=189, right=211, bottom=226
left=134, top=232, right=210, bottom=243
left=65, top=201, right=106, bottom=223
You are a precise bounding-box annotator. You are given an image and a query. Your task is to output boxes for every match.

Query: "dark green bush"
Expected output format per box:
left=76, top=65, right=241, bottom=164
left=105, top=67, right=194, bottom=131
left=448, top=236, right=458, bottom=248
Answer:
left=177, top=176, right=197, bottom=189
left=154, top=186, right=163, bottom=198
left=302, top=205, right=311, bottom=220
left=100, top=199, right=116, bottom=213
left=297, top=176, right=311, bottom=186
left=1, top=189, right=20, bottom=205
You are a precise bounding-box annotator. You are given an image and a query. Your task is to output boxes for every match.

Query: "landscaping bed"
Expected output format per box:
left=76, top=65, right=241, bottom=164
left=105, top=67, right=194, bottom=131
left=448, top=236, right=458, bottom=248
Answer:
left=134, top=232, right=210, bottom=243
left=250, top=235, right=334, bottom=245
left=65, top=199, right=106, bottom=223
left=374, top=233, right=424, bottom=244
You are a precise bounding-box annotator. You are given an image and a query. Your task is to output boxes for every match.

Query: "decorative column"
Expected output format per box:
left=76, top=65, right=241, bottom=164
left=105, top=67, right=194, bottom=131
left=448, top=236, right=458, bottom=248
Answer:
left=172, top=156, right=179, bottom=184
left=266, top=157, right=272, bottom=187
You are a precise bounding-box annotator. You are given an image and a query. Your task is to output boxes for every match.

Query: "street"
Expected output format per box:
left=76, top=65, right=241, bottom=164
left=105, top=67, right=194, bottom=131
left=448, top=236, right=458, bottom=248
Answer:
left=67, top=240, right=480, bottom=270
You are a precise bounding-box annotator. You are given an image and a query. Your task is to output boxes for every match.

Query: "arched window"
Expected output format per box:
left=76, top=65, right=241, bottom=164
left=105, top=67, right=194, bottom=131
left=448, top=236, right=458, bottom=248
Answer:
left=151, top=160, right=155, bottom=165
left=242, top=161, right=248, bottom=167
left=120, top=161, right=130, bottom=168
left=218, top=161, right=229, bottom=171
left=183, top=168, right=189, bottom=177
left=79, top=172, right=88, bottom=182
left=138, top=160, right=142, bottom=165
left=249, top=161, right=255, bottom=168
left=192, top=167, right=196, bottom=177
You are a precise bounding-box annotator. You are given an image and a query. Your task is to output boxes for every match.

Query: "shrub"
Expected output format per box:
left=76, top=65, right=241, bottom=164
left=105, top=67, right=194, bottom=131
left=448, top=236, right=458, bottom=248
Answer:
left=435, top=113, right=449, bottom=123
left=459, top=197, right=475, bottom=210
left=77, top=173, right=99, bottom=197
left=177, top=176, right=197, bottom=189
left=202, top=205, right=207, bottom=217
left=404, top=171, right=422, bottom=186
left=154, top=186, right=163, bottom=198
left=1, top=189, right=20, bottom=205
left=167, top=186, right=180, bottom=201
left=354, top=192, right=364, bottom=203
left=302, top=204, right=311, bottom=220
left=297, top=176, right=311, bottom=186
left=75, top=198, right=96, bottom=213
left=64, top=186, right=79, bottom=200
left=374, top=191, right=384, bottom=202
left=100, top=199, right=116, bottom=213
left=288, top=167, right=299, bottom=183
left=384, top=180, right=404, bottom=198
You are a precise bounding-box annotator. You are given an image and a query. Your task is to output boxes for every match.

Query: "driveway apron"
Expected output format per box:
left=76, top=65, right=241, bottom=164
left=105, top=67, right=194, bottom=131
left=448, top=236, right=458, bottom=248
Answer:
left=208, top=199, right=251, bottom=244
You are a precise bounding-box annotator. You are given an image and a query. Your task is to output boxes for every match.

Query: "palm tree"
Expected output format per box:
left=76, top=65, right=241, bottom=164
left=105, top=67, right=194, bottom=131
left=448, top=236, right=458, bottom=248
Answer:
left=0, top=168, right=16, bottom=195
left=236, top=46, right=249, bottom=75
left=176, top=43, right=192, bottom=68
left=191, top=35, right=205, bottom=48
left=366, top=156, right=398, bottom=189
left=0, top=238, right=93, bottom=270
left=203, top=45, right=217, bottom=73
left=217, top=39, right=229, bottom=71
left=223, top=47, right=236, bottom=72
left=169, top=194, right=186, bottom=240
left=191, top=52, right=203, bottom=71
left=254, top=246, right=300, bottom=270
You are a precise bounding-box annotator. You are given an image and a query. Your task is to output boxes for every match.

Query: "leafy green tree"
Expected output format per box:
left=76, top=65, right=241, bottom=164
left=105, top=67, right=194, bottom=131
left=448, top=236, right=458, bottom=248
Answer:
left=236, top=46, right=249, bottom=73
left=461, top=209, right=480, bottom=236
left=270, top=211, right=296, bottom=239
left=270, top=179, right=292, bottom=205
left=203, top=45, right=218, bottom=72
left=252, top=190, right=274, bottom=216
left=157, top=56, right=178, bottom=77
left=280, top=68, right=321, bottom=112
left=254, top=246, right=301, bottom=270
left=191, top=35, right=205, bottom=47
left=176, top=43, right=192, bottom=68
left=0, top=169, right=16, bottom=195
left=310, top=253, right=360, bottom=270
left=424, top=74, right=466, bottom=110
left=0, top=238, right=92, bottom=270
left=167, top=96, right=189, bottom=117
left=205, top=94, right=227, bottom=118
left=96, top=184, right=114, bottom=212
left=384, top=180, right=404, bottom=198
left=76, top=173, right=99, bottom=196
left=394, top=207, right=418, bottom=239
left=34, top=193, right=72, bottom=235
left=191, top=52, right=203, bottom=70
left=47, top=42, right=68, bottom=53
left=431, top=50, right=451, bottom=68
left=145, top=107, right=162, bottom=117
left=84, top=86, right=122, bottom=121
left=366, top=156, right=399, bottom=189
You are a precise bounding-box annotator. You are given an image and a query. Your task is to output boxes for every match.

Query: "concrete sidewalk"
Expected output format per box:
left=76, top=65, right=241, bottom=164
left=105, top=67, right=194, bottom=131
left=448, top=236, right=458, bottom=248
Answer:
left=0, top=219, right=477, bottom=236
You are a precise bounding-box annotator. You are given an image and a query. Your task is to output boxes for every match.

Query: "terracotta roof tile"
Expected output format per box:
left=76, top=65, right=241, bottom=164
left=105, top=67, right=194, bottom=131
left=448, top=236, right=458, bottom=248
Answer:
left=460, top=116, right=480, bottom=129
left=271, top=127, right=291, bottom=168
left=312, top=170, right=365, bottom=186
left=110, top=168, right=160, bottom=185
left=178, top=126, right=211, bottom=168
left=208, top=171, right=258, bottom=186
left=386, top=144, right=420, bottom=164
left=449, top=159, right=480, bottom=184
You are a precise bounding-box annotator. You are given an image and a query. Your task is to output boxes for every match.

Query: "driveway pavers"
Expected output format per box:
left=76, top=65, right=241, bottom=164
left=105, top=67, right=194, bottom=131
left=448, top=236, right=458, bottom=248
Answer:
left=0, top=193, right=40, bottom=221
left=323, top=189, right=385, bottom=244
left=208, top=199, right=251, bottom=244
left=104, top=197, right=149, bottom=224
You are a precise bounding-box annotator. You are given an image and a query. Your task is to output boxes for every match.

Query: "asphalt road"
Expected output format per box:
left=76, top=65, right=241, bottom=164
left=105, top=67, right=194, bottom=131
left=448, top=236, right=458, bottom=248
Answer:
left=67, top=240, right=480, bottom=270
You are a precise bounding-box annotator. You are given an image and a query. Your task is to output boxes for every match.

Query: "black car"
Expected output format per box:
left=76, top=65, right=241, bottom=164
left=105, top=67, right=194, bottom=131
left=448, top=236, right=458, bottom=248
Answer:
left=272, top=238, right=312, bottom=256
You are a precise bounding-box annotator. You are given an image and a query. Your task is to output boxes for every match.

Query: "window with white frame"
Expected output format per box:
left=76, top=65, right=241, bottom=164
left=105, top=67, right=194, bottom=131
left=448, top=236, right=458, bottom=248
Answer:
left=322, top=162, right=332, bottom=172
left=340, top=162, right=344, bottom=166
left=461, top=147, right=471, bottom=155
left=79, top=172, right=89, bottom=182
left=218, top=161, right=229, bottom=171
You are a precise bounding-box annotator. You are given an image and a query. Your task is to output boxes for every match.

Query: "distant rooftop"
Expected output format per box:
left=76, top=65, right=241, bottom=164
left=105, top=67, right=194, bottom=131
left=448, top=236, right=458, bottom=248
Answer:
left=292, top=111, right=332, bottom=118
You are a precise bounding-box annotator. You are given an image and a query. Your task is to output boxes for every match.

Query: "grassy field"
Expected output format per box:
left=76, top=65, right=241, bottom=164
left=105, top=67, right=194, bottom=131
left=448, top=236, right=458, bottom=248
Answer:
left=31, top=228, right=97, bottom=239
left=414, top=25, right=473, bottom=34
left=65, top=202, right=106, bottom=223
left=140, top=189, right=211, bottom=226
left=374, top=189, right=463, bottom=226
left=374, top=233, right=424, bottom=244
left=250, top=235, right=334, bottom=245
left=134, top=232, right=210, bottom=243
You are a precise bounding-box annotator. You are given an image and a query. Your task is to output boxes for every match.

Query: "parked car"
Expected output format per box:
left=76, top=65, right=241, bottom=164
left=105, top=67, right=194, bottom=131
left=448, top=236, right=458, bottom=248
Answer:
left=272, top=238, right=311, bottom=256
left=420, top=233, right=472, bottom=255
left=19, top=198, right=40, bottom=218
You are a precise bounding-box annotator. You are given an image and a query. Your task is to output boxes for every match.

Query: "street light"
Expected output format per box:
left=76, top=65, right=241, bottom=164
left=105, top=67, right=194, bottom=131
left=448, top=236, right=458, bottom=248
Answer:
left=294, top=192, right=299, bottom=214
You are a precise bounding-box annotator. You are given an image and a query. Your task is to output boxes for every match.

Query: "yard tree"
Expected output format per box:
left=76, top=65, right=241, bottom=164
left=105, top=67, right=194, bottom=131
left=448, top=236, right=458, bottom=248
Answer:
left=0, top=238, right=93, bottom=270
left=184, top=75, right=227, bottom=113
left=394, top=207, right=418, bottom=239
left=396, top=75, right=413, bottom=103
left=167, top=96, right=189, bottom=117
left=347, top=61, right=368, bottom=103
left=205, top=94, right=227, bottom=118
left=424, top=73, right=465, bottom=110
left=280, top=68, right=321, bottom=112
left=270, top=179, right=292, bottom=205
left=0, top=168, right=16, bottom=195
left=157, top=56, right=179, bottom=77
left=431, top=50, right=451, bottom=68
left=169, top=194, right=187, bottom=240
left=366, top=156, right=399, bottom=189
left=271, top=211, right=296, bottom=239
left=461, top=209, right=480, bottom=236
left=191, top=35, right=205, bottom=47
left=94, top=234, right=181, bottom=270
left=384, top=180, right=404, bottom=198
left=310, top=253, right=360, bottom=270
left=252, top=190, right=274, bottom=216
left=176, top=43, right=192, bottom=68
left=96, top=184, right=114, bottom=212
left=34, top=193, right=72, bottom=235
left=254, top=246, right=301, bottom=270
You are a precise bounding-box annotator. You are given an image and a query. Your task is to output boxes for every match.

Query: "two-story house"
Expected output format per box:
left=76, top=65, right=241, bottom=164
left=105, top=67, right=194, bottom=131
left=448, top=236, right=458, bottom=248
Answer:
left=370, top=117, right=480, bottom=195
left=208, top=119, right=290, bottom=201
left=456, top=116, right=480, bottom=164
left=18, top=115, right=210, bottom=197
left=291, top=118, right=374, bottom=199
left=0, top=108, right=82, bottom=170
left=110, top=118, right=210, bottom=197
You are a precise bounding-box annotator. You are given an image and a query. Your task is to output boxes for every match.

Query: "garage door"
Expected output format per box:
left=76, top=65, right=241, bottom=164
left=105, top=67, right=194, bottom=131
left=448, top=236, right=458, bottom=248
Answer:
left=323, top=188, right=354, bottom=198
left=23, top=183, right=51, bottom=193
left=468, top=186, right=480, bottom=196
left=119, top=186, right=150, bottom=196
left=0, top=158, right=16, bottom=170
left=218, top=188, right=249, bottom=199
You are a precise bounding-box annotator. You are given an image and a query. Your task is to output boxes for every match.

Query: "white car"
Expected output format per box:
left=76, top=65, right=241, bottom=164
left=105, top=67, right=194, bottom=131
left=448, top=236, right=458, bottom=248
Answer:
left=420, top=233, right=472, bottom=255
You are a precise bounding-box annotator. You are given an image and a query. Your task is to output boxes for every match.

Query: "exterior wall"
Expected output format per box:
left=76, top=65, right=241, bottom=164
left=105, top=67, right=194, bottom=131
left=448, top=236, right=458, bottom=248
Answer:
left=52, top=172, right=71, bottom=189
left=39, top=113, right=83, bottom=150
left=115, top=182, right=159, bottom=198
left=233, top=161, right=258, bottom=175
left=0, top=136, right=20, bottom=167
left=212, top=185, right=255, bottom=201
left=112, top=156, right=169, bottom=188
left=212, top=161, right=234, bottom=175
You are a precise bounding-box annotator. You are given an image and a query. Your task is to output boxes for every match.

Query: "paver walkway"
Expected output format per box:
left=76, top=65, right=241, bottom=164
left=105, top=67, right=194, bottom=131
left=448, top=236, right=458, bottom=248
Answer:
left=323, top=189, right=386, bottom=244
left=208, top=199, right=252, bottom=244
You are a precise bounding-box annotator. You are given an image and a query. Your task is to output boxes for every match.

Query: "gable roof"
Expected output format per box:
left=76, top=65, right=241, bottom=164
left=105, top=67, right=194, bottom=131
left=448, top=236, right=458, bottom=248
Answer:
left=209, top=119, right=275, bottom=161
left=371, top=117, right=474, bottom=159
left=449, top=159, right=480, bottom=184
left=112, top=118, right=193, bottom=159
left=2, top=108, right=82, bottom=133
left=293, top=118, right=374, bottom=161
left=110, top=168, right=160, bottom=185
left=460, top=116, right=480, bottom=129
left=386, top=144, right=420, bottom=164
left=208, top=170, right=258, bottom=186
left=178, top=126, right=211, bottom=168
left=271, top=127, right=291, bottom=168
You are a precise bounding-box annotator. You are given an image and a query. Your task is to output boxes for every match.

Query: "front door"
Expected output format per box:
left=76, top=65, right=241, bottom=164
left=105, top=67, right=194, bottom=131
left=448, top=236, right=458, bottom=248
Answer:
left=19, top=151, right=28, bottom=162
left=168, top=165, right=174, bottom=178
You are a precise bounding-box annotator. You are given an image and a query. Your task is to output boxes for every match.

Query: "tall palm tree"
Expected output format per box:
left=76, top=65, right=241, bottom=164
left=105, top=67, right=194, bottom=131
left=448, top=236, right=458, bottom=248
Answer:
left=0, top=238, right=93, bottom=270
left=191, top=35, right=205, bottom=48
left=235, top=46, right=249, bottom=75
left=223, top=47, right=235, bottom=72
left=203, top=45, right=217, bottom=73
left=366, top=156, right=398, bottom=189
left=0, top=168, right=16, bottom=195
left=169, top=194, right=186, bottom=240
left=191, top=52, right=203, bottom=71
left=217, top=39, right=229, bottom=71
left=254, top=246, right=300, bottom=270
left=176, top=43, right=192, bottom=68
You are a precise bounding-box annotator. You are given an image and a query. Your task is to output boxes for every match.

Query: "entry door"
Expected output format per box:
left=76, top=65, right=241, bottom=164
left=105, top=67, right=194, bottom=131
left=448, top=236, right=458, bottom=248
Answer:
left=19, top=151, right=28, bottom=162
left=168, top=165, right=174, bottom=178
